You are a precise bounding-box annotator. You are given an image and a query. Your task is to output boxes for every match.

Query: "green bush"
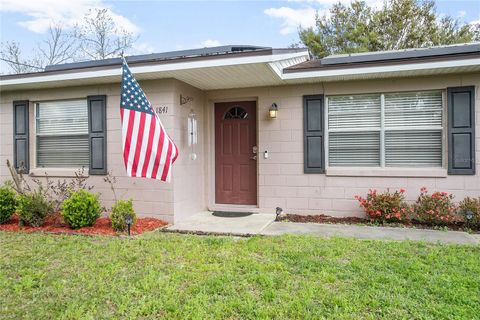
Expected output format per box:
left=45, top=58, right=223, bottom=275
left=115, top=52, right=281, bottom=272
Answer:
left=458, top=196, right=480, bottom=227
left=61, top=189, right=102, bottom=229
left=16, top=189, right=53, bottom=227
left=0, top=185, right=17, bottom=224
left=355, top=189, right=410, bottom=223
left=412, top=187, right=457, bottom=225
left=110, top=199, right=136, bottom=232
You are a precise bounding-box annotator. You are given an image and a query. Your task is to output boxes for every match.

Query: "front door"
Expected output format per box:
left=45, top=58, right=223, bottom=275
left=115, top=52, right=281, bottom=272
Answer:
left=215, top=101, right=257, bottom=205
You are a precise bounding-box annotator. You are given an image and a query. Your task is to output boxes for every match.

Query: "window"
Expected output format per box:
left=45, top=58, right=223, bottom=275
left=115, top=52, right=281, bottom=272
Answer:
left=224, top=106, right=248, bottom=119
left=35, top=100, right=89, bottom=168
left=327, top=91, right=443, bottom=167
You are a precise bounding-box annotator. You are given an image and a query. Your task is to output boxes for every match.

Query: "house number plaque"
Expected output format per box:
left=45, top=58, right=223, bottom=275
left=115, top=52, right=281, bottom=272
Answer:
left=155, top=106, right=169, bottom=115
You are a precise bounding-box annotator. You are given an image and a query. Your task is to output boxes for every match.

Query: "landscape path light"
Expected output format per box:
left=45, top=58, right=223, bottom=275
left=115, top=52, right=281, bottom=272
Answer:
left=125, top=214, right=133, bottom=236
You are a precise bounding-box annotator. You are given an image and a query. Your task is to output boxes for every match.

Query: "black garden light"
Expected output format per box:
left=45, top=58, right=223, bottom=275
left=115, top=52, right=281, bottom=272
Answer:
left=464, top=210, right=474, bottom=222
left=125, top=214, right=133, bottom=236
left=275, top=207, right=284, bottom=221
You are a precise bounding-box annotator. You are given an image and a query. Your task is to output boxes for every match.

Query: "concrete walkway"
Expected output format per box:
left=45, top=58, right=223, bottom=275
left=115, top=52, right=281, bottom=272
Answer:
left=262, top=222, right=479, bottom=245
left=167, top=211, right=275, bottom=236
left=167, top=212, right=480, bottom=245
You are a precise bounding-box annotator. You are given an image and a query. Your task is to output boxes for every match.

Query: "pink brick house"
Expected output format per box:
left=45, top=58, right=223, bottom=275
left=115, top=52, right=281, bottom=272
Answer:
left=1, top=44, right=479, bottom=223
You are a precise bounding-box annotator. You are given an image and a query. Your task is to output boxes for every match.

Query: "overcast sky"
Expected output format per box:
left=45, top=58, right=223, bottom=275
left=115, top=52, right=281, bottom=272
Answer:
left=0, top=0, right=479, bottom=59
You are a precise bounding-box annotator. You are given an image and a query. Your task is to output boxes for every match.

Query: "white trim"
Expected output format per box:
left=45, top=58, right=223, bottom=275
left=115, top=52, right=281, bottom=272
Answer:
left=30, top=168, right=89, bottom=177
left=281, top=57, right=480, bottom=80
left=325, top=167, right=447, bottom=178
left=442, top=90, right=448, bottom=168
left=324, top=96, right=329, bottom=168
left=380, top=94, right=385, bottom=167
left=0, top=51, right=309, bottom=87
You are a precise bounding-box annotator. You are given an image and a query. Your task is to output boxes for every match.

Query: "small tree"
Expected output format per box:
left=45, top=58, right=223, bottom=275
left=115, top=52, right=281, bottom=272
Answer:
left=299, top=0, right=480, bottom=58
left=75, top=8, right=136, bottom=60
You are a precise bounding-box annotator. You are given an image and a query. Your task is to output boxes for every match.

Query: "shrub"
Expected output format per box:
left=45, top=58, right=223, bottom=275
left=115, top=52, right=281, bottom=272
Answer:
left=458, top=196, right=480, bottom=227
left=61, top=189, right=102, bottom=229
left=6, top=160, right=93, bottom=213
left=0, top=184, right=17, bottom=224
left=355, top=189, right=409, bottom=223
left=110, top=199, right=137, bottom=232
left=412, top=187, right=457, bottom=225
left=16, top=189, right=53, bottom=227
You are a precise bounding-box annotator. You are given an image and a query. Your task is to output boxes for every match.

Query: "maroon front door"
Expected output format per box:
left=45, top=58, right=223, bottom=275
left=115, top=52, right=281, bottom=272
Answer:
left=215, top=101, right=257, bottom=205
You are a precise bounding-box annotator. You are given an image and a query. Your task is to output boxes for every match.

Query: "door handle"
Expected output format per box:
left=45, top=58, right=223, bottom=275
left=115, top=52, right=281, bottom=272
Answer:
left=250, top=155, right=257, bottom=160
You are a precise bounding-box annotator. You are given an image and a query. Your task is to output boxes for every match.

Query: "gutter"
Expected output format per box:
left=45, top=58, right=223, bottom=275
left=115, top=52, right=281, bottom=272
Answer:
left=275, top=56, right=480, bottom=81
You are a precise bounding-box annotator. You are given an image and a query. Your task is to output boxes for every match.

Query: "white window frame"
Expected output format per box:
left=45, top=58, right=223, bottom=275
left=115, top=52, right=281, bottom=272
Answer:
left=32, top=99, right=90, bottom=175
left=325, top=90, right=447, bottom=177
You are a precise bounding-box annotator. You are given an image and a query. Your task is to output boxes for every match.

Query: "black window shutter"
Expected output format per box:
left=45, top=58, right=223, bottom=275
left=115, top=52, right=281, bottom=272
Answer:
left=13, top=100, right=29, bottom=173
left=87, top=95, right=107, bottom=175
left=447, top=86, right=475, bottom=175
left=304, top=95, right=325, bottom=173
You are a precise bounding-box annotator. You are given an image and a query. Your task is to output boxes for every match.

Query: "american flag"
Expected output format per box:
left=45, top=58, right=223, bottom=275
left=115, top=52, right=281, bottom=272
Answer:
left=120, top=59, right=178, bottom=182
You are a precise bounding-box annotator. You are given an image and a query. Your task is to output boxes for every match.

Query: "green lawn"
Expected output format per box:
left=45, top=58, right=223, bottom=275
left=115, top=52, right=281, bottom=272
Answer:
left=1, top=232, right=479, bottom=320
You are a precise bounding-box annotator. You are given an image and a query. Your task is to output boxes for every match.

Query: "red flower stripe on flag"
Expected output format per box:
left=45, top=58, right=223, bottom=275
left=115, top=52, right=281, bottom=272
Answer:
left=120, top=59, right=178, bottom=182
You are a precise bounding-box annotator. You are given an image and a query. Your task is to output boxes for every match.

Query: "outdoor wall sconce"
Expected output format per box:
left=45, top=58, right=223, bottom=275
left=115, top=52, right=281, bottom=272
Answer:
left=269, top=103, right=278, bottom=119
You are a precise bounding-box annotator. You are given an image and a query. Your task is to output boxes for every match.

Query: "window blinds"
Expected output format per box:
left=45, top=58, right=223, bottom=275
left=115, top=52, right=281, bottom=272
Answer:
left=329, top=132, right=380, bottom=166
left=384, top=91, right=443, bottom=128
left=36, top=100, right=89, bottom=168
left=385, top=131, right=442, bottom=166
left=328, top=94, right=381, bottom=129
left=328, top=95, right=381, bottom=166
left=328, top=91, right=443, bottom=168
left=384, top=91, right=442, bottom=167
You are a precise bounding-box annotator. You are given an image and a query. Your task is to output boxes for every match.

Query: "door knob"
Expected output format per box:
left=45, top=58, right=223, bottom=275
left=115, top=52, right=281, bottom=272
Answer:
left=250, top=155, right=257, bottom=160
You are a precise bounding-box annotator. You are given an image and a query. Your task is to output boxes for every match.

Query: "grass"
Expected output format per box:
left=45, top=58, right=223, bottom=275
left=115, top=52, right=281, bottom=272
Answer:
left=0, top=232, right=479, bottom=319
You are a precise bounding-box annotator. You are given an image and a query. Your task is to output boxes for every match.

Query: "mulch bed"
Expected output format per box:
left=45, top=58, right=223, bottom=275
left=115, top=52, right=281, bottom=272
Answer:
left=279, top=214, right=479, bottom=232
left=0, top=213, right=168, bottom=236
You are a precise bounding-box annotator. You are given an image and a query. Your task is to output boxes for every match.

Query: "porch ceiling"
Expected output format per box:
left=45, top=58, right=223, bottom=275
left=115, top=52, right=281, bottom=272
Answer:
left=140, top=63, right=284, bottom=90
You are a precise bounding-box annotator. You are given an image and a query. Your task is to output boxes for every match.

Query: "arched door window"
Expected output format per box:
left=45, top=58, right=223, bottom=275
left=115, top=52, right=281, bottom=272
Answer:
left=224, top=106, right=248, bottom=120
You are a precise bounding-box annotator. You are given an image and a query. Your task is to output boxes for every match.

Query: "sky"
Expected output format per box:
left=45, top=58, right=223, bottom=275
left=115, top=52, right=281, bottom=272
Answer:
left=0, top=0, right=479, bottom=62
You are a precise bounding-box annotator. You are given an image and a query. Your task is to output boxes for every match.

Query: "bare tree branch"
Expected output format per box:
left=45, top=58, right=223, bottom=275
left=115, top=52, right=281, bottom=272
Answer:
left=74, top=8, right=136, bottom=60
left=0, top=57, right=43, bottom=71
left=38, top=23, right=78, bottom=66
left=1, top=22, right=78, bottom=74
left=0, top=41, right=43, bottom=74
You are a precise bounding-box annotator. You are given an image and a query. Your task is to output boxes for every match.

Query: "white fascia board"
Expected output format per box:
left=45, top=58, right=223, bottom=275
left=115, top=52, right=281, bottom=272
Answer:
left=0, top=51, right=309, bottom=87
left=280, top=57, right=480, bottom=80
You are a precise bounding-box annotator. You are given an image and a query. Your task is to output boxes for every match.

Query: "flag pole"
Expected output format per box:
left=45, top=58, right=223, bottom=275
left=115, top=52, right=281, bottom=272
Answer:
left=120, top=51, right=127, bottom=65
